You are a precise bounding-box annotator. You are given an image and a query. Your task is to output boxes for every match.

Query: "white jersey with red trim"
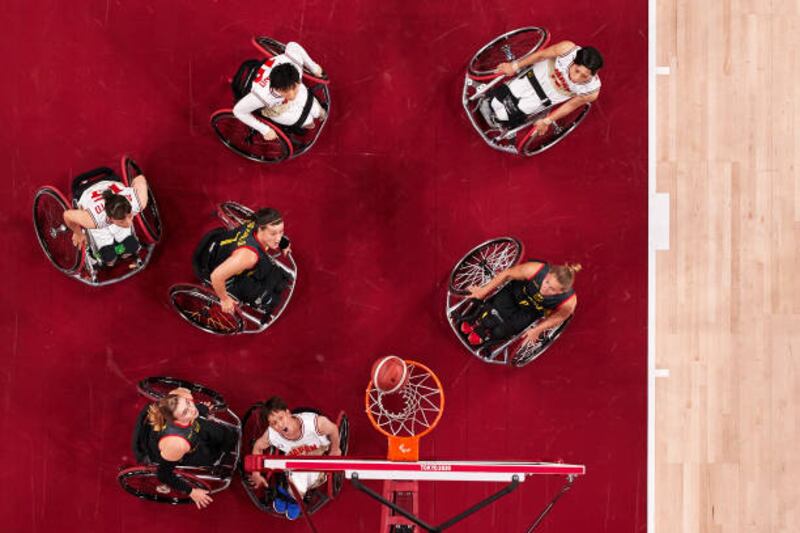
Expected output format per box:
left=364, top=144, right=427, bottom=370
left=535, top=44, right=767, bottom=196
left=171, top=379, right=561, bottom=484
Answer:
left=504, top=46, right=602, bottom=116
left=268, top=412, right=330, bottom=457
left=77, top=180, right=142, bottom=230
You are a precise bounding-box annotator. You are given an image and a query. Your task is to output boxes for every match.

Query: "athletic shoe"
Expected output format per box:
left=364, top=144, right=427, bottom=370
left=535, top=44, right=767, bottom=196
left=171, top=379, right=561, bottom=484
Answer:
left=459, top=321, right=475, bottom=334
left=285, top=499, right=301, bottom=520
left=467, top=332, right=484, bottom=346
left=272, top=496, right=288, bottom=514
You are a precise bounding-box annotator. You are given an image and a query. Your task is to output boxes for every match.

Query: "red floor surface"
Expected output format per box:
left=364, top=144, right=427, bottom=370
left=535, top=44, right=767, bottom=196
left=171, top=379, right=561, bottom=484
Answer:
left=0, top=1, right=647, bottom=532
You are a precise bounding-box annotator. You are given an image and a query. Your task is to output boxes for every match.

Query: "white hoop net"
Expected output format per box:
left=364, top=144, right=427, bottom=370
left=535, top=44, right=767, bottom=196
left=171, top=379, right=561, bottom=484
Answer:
left=366, top=361, right=444, bottom=438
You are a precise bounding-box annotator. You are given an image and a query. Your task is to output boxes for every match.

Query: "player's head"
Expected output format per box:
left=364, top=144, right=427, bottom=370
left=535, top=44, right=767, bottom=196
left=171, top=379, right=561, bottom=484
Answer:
left=570, top=46, right=603, bottom=82
left=260, top=396, right=294, bottom=436
left=270, top=63, right=301, bottom=100
left=542, top=263, right=582, bottom=295
left=254, top=207, right=285, bottom=250
left=103, top=189, right=133, bottom=227
left=146, top=389, right=198, bottom=431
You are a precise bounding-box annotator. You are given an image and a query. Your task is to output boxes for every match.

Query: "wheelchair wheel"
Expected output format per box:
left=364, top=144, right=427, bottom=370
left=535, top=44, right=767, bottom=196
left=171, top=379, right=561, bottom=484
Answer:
left=138, top=376, right=228, bottom=408
left=252, top=36, right=330, bottom=83
left=332, top=413, right=349, bottom=497
left=121, top=156, right=162, bottom=244
left=33, top=187, right=81, bottom=273
left=468, top=27, right=549, bottom=79
left=169, top=284, right=244, bottom=335
left=211, top=110, right=291, bottom=163
left=449, top=237, right=523, bottom=296
left=118, top=466, right=210, bottom=504
left=510, top=315, right=574, bottom=367
left=217, top=201, right=255, bottom=229
left=518, top=103, right=591, bottom=156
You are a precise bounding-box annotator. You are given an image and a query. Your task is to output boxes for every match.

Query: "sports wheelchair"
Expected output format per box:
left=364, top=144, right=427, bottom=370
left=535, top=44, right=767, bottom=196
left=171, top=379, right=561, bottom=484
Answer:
left=117, top=377, right=242, bottom=504
left=239, top=404, right=349, bottom=518
left=445, top=237, right=574, bottom=367
left=211, top=36, right=330, bottom=164
left=32, top=156, right=162, bottom=286
left=462, top=27, right=591, bottom=156
left=169, top=201, right=297, bottom=335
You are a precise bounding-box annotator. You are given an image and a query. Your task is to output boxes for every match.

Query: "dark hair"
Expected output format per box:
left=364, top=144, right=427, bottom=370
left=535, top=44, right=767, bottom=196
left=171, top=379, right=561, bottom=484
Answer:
left=259, top=396, right=289, bottom=425
left=270, top=63, right=300, bottom=91
left=574, top=47, right=604, bottom=74
left=254, top=207, right=283, bottom=229
left=102, top=189, right=132, bottom=221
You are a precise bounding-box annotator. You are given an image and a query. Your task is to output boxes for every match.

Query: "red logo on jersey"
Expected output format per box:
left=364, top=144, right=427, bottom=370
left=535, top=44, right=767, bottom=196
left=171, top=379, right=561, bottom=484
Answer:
left=89, top=184, right=123, bottom=200
left=287, top=445, right=320, bottom=457
left=254, top=58, right=275, bottom=87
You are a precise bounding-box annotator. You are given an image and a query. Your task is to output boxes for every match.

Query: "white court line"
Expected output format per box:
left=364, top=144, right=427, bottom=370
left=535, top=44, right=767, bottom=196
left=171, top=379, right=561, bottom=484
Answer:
left=648, top=0, right=658, bottom=530
left=654, top=193, right=670, bottom=250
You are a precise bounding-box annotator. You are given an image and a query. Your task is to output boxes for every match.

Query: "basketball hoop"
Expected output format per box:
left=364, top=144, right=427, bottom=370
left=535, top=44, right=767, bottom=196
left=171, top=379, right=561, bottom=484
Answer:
left=365, top=359, right=444, bottom=461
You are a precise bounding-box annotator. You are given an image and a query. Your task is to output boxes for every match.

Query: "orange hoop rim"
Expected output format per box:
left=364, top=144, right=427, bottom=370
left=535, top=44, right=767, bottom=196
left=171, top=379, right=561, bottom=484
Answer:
left=364, top=359, right=445, bottom=440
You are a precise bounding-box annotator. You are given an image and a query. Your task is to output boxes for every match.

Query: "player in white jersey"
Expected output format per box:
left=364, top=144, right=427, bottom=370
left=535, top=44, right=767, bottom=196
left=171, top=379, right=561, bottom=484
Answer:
left=62, top=173, right=149, bottom=266
left=249, top=397, right=341, bottom=519
left=489, top=41, right=603, bottom=136
left=233, top=42, right=327, bottom=141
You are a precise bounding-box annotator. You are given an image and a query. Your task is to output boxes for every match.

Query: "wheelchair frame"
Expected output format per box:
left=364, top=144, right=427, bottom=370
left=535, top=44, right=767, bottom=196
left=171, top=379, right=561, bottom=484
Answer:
left=169, top=201, right=298, bottom=336
left=445, top=237, right=575, bottom=368
left=32, top=155, right=161, bottom=287
left=462, top=27, right=592, bottom=156
left=117, top=377, right=242, bottom=504
left=210, top=36, right=331, bottom=164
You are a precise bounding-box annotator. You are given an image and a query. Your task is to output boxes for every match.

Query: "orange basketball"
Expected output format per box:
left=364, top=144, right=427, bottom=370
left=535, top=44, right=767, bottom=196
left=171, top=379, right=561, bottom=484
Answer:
left=371, top=356, right=409, bottom=394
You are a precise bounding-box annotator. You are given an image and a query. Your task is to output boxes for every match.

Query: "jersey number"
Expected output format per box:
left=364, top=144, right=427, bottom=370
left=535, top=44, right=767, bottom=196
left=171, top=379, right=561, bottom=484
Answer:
left=253, top=59, right=275, bottom=87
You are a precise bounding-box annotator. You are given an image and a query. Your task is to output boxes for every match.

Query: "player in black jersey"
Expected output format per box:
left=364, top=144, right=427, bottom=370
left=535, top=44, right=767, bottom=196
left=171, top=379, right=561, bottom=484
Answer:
left=192, top=207, right=291, bottom=315
left=459, top=261, right=581, bottom=346
left=146, top=388, right=237, bottom=509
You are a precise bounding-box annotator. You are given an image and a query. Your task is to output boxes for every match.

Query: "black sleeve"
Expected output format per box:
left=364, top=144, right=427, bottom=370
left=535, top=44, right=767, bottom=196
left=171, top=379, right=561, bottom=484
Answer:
left=279, top=235, right=291, bottom=250
left=156, top=459, right=193, bottom=494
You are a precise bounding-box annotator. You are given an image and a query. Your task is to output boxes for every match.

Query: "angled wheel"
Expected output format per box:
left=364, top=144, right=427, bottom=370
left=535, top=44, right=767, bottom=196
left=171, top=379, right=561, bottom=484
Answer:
left=33, top=187, right=81, bottom=274
left=211, top=110, right=291, bottom=163
left=118, top=466, right=210, bottom=504
left=449, top=237, right=523, bottom=296
left=511, top=315, right=574, bottom=367
left=137, top=376, right=228, bottom=408
left=121, top=155, right=162, bottom=244
left=169, top=284, right=244, bottom=335
left=468, top=27, right=550, bottom=79
left=332, top=413, right=349, bottom=497
left=518, top=103, right=592, bottom=156
left=217, top=201, right=255, bottom=229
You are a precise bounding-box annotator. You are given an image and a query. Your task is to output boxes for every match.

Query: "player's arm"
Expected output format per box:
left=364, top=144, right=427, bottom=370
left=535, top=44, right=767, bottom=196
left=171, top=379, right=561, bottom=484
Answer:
left=524, top=295, right=577, bottom=343
left=536, top=91, right=600, bottom=135
left=285, top=41, right=323, bottom=76
left=233, top=93, right=277, bottom=138
left=209, top=248, right=258, bottom=313
left=248, top=430, right=274, bottom=487
left=63, top=208, right=96, bottom=247
left=317, top=416, right=341, bottom=455
left=497, top=40, right=577, bottom=75
left=130, top=174, right=149, bottom=210
left=158, top=437, right=213, bottom=509
left=468, top=262, right=543, bottom=300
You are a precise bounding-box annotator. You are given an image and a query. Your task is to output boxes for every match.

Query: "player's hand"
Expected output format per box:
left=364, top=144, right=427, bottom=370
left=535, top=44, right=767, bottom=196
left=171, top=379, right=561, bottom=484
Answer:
left=311, top=65, right=324, bottom=77
left=318, top=107, right=328, bottom=122
left=71, top=231, right=86, bottom=247
left=533, top=119, right=551, bottom=136
left=249, top=472, right=268, bottom=489
left=189, top=488, right=213, bottom=509
left=262, top=128, right=278, bottom=141
left=329, top=447, right=342, bottom=456
left=495, top=62, right=517, bottom=77
left=522, top=328, right=542, bottom=345
left=220, top=296, right=237, bottom=315
left=467, top=285, right=485, bottom=300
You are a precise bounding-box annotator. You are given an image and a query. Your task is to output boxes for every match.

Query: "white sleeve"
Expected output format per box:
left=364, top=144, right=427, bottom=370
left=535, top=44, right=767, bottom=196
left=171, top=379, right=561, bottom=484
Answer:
left=284, top=42, right=320, bottom=74
left=232, top=93, right=272, bottom=135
